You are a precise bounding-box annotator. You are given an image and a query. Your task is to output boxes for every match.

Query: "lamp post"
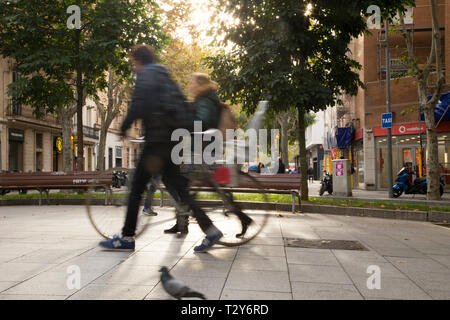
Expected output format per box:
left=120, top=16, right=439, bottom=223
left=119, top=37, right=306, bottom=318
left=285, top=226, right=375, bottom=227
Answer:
left=386, top=20, right=394, bottom=198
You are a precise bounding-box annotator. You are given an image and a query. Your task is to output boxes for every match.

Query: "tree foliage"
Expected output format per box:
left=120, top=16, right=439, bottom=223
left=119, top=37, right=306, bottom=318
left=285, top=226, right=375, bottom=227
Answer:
left=205, top=0, right=413, bottom=198
left=0, top=0, right=167, bottom=116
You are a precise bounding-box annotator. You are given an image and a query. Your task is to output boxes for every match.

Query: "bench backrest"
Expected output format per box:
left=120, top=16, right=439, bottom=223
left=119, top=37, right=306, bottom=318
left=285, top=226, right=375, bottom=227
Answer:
left=241, top=173, right=301, bottom=190
left=0, top=171, right=113, bottom=188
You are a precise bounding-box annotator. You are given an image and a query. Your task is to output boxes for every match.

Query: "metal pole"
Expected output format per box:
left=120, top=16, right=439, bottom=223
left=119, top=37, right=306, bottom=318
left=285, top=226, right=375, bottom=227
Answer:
left=386, top=20, right=394, bottom=198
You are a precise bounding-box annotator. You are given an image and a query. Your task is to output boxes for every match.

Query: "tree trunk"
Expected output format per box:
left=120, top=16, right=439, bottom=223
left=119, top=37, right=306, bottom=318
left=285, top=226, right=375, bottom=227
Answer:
left=297, top=108, right=308, bottom=201
left=75, top=29, right=84, bottom=172
left=97, top=124, right=107, bottom=171
left=281, top=118, right=289, bottom=167
left=422, top=101, right=441, bottom=200
left=276, top=113, right=290, bottom=167
left=58, top=107, right=74, bottom=172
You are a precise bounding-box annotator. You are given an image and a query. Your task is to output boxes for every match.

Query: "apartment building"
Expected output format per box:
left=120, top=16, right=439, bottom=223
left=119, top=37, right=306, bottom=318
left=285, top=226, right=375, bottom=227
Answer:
left=0, top=57, right=142, bottom=172
left=322, top=0, right=450, bottom=190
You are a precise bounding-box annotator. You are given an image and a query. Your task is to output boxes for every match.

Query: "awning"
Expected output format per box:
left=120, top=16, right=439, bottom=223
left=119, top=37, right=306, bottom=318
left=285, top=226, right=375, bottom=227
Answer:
left=420, top=91, right=450, bottom=122
left=326, top=127, right=353, bottom=149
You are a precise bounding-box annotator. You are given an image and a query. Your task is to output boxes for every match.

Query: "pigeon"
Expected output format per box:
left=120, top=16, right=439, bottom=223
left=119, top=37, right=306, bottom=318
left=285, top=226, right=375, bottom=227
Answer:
left=159, top=266, right=207, bottom=300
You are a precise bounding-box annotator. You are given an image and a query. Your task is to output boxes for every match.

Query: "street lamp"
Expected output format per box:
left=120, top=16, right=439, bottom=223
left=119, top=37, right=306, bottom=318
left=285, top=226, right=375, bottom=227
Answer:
left=385, top=19, right=394, bottom=198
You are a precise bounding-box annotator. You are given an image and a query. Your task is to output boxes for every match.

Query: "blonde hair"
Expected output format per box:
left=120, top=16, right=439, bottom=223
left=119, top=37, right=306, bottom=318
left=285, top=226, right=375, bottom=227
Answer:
left=191, top=73, right=218, bottom=101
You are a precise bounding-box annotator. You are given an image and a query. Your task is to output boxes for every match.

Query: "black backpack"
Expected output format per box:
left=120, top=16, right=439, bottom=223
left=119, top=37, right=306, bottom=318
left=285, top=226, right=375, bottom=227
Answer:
left=158, top=71, right=194, bottom=132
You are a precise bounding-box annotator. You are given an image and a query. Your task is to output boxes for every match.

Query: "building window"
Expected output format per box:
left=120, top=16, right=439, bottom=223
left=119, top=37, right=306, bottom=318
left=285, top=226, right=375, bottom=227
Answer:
left=11, top=72, right=22, bottom=116
left=115, top=146, right=122, bottom=168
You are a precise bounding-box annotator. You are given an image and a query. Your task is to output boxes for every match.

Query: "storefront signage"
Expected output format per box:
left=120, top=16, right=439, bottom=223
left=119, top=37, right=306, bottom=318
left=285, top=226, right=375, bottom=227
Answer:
left=9, top=129, right=24, bottom=142
left=373, top=123, right=427, bottom=137
left=55, top=137, right=63, bottom=153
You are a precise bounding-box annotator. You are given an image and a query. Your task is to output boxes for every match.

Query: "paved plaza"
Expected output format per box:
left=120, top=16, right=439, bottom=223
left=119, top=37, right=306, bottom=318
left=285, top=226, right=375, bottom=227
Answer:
left=0, top=205, right=449, bottom=300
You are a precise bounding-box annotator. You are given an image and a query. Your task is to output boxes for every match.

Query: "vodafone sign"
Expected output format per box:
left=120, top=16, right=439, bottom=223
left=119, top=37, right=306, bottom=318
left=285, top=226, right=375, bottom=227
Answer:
left=373, top=123, right=427, bottom=136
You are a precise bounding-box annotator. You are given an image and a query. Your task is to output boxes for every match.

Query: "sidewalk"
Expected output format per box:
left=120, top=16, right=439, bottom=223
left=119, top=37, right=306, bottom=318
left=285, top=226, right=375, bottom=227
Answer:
left=307, top=180, right=450, bottom=205
left=0, top=206, right=449, bottom=300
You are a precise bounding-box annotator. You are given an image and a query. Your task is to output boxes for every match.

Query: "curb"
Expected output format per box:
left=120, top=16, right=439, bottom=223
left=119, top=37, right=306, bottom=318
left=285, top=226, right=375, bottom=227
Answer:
left=0, top=198, right=449, bottom=223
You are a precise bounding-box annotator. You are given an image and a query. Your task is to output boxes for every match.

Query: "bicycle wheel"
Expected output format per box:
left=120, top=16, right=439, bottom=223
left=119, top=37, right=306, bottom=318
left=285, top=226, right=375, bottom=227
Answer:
left=191, top=170, right=270, bottom=247
left=85, top=168, right=152, bottom=240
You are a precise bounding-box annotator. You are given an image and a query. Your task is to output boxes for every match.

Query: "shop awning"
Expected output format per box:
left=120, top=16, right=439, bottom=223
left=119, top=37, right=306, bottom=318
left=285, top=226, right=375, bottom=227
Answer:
left=419, top=91, right=450, bottom=122
left=326, top=127, right=353, bottom=149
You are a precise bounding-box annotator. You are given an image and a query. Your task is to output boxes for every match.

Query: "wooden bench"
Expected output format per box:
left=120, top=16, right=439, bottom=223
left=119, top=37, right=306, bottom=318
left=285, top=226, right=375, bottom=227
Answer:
left=160, top=173, right=302, bottom=213
left=0, top=171, right=114, bottom=205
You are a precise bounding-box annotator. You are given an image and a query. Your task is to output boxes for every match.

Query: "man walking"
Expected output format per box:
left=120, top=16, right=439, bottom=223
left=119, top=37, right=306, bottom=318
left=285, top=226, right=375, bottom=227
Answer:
left=99, top=45, right=222, bottom=252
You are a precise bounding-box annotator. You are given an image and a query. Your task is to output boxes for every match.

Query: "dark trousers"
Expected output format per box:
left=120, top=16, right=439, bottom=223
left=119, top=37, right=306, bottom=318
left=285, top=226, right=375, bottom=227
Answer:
left=122, top=143, right=214, bottom=237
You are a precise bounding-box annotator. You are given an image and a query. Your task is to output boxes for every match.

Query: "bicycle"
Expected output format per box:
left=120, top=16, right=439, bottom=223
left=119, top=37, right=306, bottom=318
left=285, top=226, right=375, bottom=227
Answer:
left=86, top=101, right=270, bottom=247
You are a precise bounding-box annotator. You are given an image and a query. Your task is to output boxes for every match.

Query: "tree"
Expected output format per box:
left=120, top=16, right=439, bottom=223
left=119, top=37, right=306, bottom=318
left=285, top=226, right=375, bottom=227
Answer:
left=158, top=0, right=211, bottom=95
left=396, top=0, right=445, bottom=200
left=206, top=0, right=412, bottom=200
left=0, top=0, right=167, bottom=171
left=95, top=67, right=131, bottom=171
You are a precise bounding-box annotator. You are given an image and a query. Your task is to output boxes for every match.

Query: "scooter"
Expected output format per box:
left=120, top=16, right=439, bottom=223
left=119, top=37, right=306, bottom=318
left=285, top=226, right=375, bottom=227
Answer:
left=392, top=167, right=444, bottom=198
left=319, top=172, right=333, bottom=196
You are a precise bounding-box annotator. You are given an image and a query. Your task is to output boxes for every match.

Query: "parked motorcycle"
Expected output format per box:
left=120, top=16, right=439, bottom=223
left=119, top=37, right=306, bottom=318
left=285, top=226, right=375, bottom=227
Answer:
left=392, top=167, right=444, bottom=198
left=112, top=170, right=128, bottom=188
left=319, top=172, right=333, bottom=196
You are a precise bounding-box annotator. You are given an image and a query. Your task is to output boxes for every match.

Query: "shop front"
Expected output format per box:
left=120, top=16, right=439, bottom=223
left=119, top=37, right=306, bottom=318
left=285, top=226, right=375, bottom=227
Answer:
left=8, top=128, right=24, bottom=172
left=373, top=122, right=450, bottom=190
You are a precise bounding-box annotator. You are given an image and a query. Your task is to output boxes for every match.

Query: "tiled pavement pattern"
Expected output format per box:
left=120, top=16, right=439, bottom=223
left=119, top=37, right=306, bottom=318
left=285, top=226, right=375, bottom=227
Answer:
left=0, top=206, right=449, bottom=300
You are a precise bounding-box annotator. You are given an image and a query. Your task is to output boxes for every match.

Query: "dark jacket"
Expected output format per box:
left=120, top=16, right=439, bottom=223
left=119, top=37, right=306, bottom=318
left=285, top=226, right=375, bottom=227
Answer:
left=193, top=89, right=221, bottom=131
left=121, top=64, right=177, bottom=144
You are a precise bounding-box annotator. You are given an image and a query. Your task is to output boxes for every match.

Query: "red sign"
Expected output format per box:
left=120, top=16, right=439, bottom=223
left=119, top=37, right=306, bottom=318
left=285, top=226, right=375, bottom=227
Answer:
left=354, top=129, right=363, bottom=141
left=373, top=121, right=450, bottom=137
left=373, top=123, right=426, bottom=136
left=331, top=148, right=338, bottom=159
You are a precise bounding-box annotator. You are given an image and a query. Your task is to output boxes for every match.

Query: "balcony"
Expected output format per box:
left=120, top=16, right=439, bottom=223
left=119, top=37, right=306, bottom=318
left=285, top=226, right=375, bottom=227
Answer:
left=6, top=103, right=22, bottom=116
left=83, top=125, right=100, bottom=140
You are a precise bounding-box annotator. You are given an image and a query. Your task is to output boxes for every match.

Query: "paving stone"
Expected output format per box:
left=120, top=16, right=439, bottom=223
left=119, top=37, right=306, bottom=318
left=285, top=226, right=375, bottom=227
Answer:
left=183, top=247, right=237, bottom=261
left=385, top=257, right=450, bottom=274
left=120, top=252, right=182, bottom=268
left=352, top=276, right=432, bottom=300
left=288, top=264, right=353, bottom=285
left=425, top=289, right=450, bottom=300
left=68, top=284, right=153, bottom=300
left=220, top=289, right=292, bottom=300
left=0, top=282, right=19, bottom=293
left=236, top=245, right=286, bottom=258
left=0, top=262, right=54, bottom=282
left=224, top=269, right=291, bottom=293
left=2, top=269, right=103, bottom=296
left=231, top=256, right=288, bottom=272
left=171, top=259, right=233, bottom=278
left=286, top=250, right=340, bottom=266
left=291, top=282, right=363, bottom=300
left=92, top=265, right=161, bottom=286
left=0, top=294, right=67, bottom=300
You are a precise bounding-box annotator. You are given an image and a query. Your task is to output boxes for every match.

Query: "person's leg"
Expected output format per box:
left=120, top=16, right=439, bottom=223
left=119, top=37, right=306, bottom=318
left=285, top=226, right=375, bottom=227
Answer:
left=143, top=181, right=158, bottom=215
left=121, top=152, right=152, bottom=237
left=99, top=149, right=152, bottom=250
left=161, top=174, right=189, bottom=234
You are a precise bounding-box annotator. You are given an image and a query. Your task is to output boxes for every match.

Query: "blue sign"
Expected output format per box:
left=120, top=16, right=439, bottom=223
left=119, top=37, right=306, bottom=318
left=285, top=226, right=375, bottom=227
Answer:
left=382, top=113, right=393, bottom=128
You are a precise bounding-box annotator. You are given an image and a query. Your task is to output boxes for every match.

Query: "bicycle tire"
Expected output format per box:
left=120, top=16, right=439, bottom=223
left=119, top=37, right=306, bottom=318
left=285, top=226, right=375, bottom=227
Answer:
left=190, top=170, right=270, bottom=247
left=85, top=168, right=152, bottom=240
